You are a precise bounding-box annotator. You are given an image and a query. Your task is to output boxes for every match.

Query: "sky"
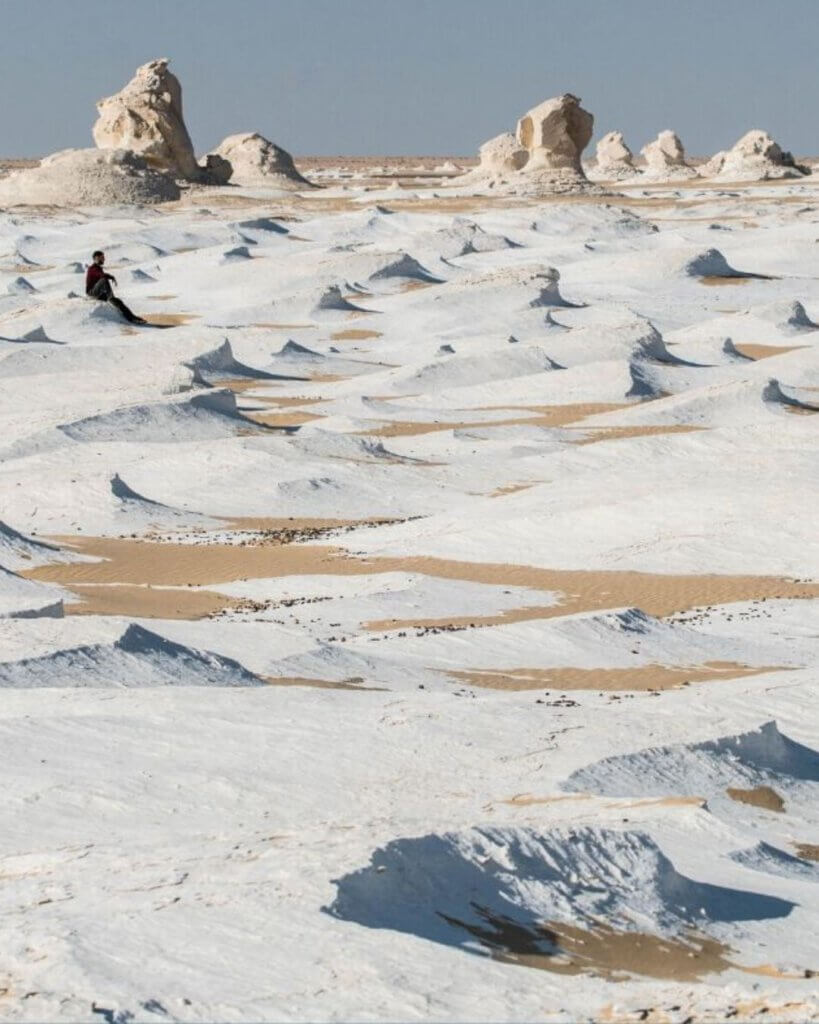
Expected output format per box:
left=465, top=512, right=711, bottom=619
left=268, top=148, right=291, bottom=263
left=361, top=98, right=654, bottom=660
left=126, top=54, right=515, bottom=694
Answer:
left=0, top=0, right=817, bottom=158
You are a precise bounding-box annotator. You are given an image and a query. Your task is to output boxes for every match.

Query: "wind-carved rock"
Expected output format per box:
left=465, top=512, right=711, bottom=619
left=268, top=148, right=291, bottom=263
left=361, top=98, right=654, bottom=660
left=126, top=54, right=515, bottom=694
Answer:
left=515, top=93, right=594, bottom=185
left=593, top=131, right=637, bottom=180
left=640, top=130, right=697, bottom=180
left=700, top=130, right=809, bottom=181
left=476, top=133, right=530, bottom=175
left=208, top=133, right=314, bottom=189
left=93, top=58, right=203, bottom=181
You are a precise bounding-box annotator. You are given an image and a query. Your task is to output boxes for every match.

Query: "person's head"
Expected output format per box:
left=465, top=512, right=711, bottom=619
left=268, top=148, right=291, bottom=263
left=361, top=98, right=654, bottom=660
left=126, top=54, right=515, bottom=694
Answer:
left=92, top=250, right=105, bottom=265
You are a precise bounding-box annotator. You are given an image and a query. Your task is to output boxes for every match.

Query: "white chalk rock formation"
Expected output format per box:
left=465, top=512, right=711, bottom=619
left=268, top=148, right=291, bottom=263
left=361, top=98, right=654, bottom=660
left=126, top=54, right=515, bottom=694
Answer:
left=516, top=93, right=594, bottom=185
left=478, top=133, right=529, bottom=175
left=0, top=148, right=180, bottom=207
left=592, top=130, right=637, bottom=180
left=641, top=130, right=697, bottom=180
left=93, top=58, right=202, bottom=180
left=459, top=94, right=600, bottom=195
left=700, top=130, right=809, bottom=181
left=208, top=133, right=313, bottom=189
left=459, top=133, right=528, bottom=186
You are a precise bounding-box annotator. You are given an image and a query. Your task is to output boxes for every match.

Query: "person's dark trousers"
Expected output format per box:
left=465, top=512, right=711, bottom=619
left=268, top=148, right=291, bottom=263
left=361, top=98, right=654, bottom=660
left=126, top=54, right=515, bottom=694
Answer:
left=88, top=277, right=140, bottom=324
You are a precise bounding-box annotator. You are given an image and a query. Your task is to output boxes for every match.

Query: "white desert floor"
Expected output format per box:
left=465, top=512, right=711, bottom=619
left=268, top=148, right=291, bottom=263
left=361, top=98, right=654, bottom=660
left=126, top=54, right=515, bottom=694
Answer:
left=0, top=176, right=818, bottom=1022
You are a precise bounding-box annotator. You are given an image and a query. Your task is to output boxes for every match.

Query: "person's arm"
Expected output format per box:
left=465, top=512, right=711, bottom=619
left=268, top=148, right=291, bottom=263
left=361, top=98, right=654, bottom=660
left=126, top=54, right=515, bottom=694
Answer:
left=105, top=272, right=117, bottom=284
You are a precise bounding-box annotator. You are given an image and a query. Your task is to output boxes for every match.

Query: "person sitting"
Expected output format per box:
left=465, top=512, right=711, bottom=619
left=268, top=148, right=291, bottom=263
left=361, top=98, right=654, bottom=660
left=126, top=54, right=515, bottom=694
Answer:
left=85, top=250, right=146, bottom=325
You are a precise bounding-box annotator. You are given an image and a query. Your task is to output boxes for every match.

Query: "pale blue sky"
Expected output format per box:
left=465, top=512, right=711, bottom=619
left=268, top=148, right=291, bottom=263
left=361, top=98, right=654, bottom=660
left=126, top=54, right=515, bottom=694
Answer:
left=1, top=0, right=816, bottom=158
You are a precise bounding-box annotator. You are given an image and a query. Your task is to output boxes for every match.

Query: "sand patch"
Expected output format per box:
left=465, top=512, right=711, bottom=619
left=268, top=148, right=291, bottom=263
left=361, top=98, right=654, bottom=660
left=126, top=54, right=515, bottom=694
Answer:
left=246, top=409, right=324, bottom=428
left=330, top=329, right=383, bottom=341
left=264, top=675, right=386, bottom=691
left=249, top=396, right=326, bottom=408
left=63, top=583, right=234, bottom=619
left=146, top=294, right=177, bottom=300
left=501, top=793, right=592, bottom=807
left=699, top=276, right=773, bottom=287
left=733, top=343, right=807, bottom=360
left=143, top=312, right=198, bottom=326
left=447, top=662, right=780, bottom=692
left=358, top=402, right=631, bottom=438
left=454, top=914, right=734, bottom=982
left=572, top=425, right=704, bottom=445
left=793, top=843, right=819, bottom=862
left=726, top=785, right=785, bottom=812
left=28, top=543, right=819, bottom=625
left=489, top=483, right=538, bottom=498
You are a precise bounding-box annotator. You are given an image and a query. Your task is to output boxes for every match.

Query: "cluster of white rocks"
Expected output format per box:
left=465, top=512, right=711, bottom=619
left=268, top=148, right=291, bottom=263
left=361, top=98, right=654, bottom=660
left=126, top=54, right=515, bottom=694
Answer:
left=589, top=127, right=809, bottom=184
left=0, top=58, right=312, bottom=207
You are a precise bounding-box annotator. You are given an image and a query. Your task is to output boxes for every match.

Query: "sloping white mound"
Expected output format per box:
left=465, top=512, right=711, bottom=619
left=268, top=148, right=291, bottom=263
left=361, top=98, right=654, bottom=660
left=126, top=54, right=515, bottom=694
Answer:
left=289, top=429, right=417, bottom=463
left=748, top=299, right=818, bottom=333
left=327, top=826, right=792, bottom=953
left=0, top=566, right=64, bottom=620
left=0, top=623, right=266, bottom=687
left=0, top=391, right=275, bottom=463
left=417, top=220, right=518, bottom=259
left=403, top=346, right=560, bottom=393
left=0, top=520, right=78, bottom=570
left=183, top=339, right=288, bottom=384
left=730, top=842, right=819, bottom=881
left=563, top=721, right=819, bottom=798
left=0, top=149, right=180, bottom=207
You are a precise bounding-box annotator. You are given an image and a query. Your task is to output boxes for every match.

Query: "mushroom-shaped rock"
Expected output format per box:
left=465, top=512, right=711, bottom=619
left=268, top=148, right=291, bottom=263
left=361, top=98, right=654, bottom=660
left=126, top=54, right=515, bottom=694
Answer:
left=640, top=130, right=697, bottom=180
left=593, top=131, right=637, bottom=180
left=93, top=58, right=201, bottom=180
left=703, top=130, right=809, bottom=181
left=208, top=133, right=313, bottom=189
left=515, top=94, right=593, bottom=180
left=0, top=148, right=181, bottom=207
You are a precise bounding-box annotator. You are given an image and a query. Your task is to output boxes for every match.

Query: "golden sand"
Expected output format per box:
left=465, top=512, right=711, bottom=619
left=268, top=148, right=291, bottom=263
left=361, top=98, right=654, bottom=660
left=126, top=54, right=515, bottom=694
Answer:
left=500, top=793, right=592, bottom=807
left=733, top=343, right=807, bottom=360
left=447, top=912, right=735, bottom=982
left=143, top=312, right=199, bottom=326
left=447, top=662, right=781, bottom=692
left=726, top=785, right=785, bottom=812
left=264, top=676, right=386, bottom=691
left=699, top=276, right=752, bottom=286
left=357, top=401, right=633, bottom=438
left=249, top=396, right=326, bottom=408
left=246, top=409, right=325, bottom=427
left=330, top=328, right=383, bottom=340
left=63, top=583, right=234, bottom=619
left=572, top=425, right=704, bottom=445
left=794, top=843, right=819, bottom=862
left=489, top=483, right=538, bottom=498
left=26, top=538, right=819, bottom=630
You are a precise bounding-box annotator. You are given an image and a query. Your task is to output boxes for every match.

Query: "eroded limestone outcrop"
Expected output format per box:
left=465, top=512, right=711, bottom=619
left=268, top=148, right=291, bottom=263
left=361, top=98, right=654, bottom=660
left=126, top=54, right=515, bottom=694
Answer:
left=592, top=131, right=637, bottom=180
left=207, top=133, right=313, bottom=189
left=700, top=130, right=809, bottom=181
left=93, top=58, right=203, bottom=181
left=640, top=130, right=697, bottom=180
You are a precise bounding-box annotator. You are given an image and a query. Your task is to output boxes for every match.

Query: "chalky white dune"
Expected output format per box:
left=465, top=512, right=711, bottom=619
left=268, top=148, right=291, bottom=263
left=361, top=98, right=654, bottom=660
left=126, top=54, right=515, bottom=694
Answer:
left=0, top=62, right=818, bottom=1023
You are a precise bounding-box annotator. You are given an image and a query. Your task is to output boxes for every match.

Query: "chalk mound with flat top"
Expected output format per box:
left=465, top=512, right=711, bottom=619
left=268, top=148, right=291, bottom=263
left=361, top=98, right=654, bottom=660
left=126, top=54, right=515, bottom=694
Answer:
left=0, top=148, right=181, bottom=207
left=326, top=826, right=793, bottom=958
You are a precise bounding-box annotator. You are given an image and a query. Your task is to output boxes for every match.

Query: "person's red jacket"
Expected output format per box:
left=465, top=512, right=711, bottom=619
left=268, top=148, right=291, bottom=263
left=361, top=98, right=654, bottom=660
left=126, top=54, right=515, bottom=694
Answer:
left=85, top=263, right=113, bottom=295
